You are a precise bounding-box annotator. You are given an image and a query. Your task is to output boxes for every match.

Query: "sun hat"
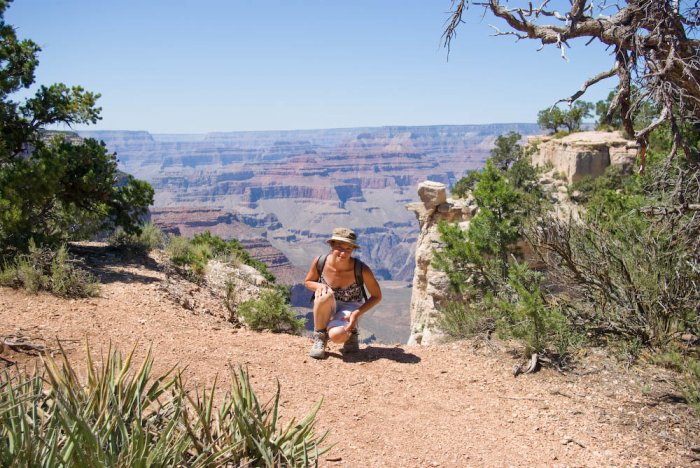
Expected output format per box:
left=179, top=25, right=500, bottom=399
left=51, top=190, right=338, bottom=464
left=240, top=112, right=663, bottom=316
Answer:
left=326, top=227, right=360, bottom=249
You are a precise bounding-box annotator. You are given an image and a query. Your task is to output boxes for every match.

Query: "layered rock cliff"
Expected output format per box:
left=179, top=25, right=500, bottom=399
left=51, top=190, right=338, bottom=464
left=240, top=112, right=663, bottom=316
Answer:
left=80, top=124, right=540, bottom=284
left=531, top=131, right=636, bottom=183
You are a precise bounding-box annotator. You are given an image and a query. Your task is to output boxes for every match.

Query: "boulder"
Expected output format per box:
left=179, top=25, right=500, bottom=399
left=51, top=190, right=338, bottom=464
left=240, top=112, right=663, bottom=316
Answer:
left=417, top=181, right=447, bottom=209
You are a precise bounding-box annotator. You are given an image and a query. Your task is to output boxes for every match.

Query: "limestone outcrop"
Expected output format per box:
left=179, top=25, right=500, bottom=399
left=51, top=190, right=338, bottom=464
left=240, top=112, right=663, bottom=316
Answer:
left=530, top=131, right=636, bottom=183
left=405, top=181, right=477, bottom=346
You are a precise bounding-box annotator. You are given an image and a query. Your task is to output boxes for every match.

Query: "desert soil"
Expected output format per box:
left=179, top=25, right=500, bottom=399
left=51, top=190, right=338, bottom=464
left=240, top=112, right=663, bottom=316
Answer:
left=1, top=246, right=698, bottom=467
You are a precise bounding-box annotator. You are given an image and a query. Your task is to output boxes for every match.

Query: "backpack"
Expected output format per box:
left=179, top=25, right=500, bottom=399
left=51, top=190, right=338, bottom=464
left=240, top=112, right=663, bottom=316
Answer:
left=314, top=254, right=369, bottom=302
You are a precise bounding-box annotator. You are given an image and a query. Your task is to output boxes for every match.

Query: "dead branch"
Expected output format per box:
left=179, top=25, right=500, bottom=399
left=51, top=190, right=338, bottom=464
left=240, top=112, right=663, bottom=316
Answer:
left=444, top=0, right=700, bottom=174
left=558, top=66, right=619, bottom=106
left=1, top=335, right=50, bottom=355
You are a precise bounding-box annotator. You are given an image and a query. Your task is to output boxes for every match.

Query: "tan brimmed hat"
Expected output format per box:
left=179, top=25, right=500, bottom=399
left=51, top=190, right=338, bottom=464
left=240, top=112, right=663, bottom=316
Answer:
left=326, top=227, right=360, bottom=249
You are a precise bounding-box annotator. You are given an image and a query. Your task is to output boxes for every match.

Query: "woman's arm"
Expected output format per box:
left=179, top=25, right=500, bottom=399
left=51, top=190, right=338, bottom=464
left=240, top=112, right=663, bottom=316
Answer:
left=345, top=264, right=382, bottom=330
left=304, top=255, right=331, bottom=296
left=359, top=264, right=382, bottom=313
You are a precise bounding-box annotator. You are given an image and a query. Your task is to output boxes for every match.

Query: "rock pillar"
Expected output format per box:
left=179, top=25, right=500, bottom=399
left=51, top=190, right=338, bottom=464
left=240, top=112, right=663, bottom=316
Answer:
left=405, top=181, right=476, bottom=346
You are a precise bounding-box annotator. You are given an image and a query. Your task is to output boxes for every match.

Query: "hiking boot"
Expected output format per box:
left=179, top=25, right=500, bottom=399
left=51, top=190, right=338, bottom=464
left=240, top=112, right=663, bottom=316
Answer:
left=341, top=330, right=360, bottom=354
left=309, top=331, right=328, bottom=359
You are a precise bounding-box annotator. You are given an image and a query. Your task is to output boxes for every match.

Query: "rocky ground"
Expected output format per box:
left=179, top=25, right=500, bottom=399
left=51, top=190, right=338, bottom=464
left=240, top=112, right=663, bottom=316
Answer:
left=1, top=246, right=698, bottom=467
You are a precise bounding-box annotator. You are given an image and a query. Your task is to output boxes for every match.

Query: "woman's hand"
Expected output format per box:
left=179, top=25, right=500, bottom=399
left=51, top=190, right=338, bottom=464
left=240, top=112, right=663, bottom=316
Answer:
left=343, top=309, right=360, bottom=332
left=314, top=285, right=333, bottom=299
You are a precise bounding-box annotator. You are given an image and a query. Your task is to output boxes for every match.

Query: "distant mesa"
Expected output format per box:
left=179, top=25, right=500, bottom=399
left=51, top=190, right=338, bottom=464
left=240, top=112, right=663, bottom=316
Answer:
left=79, top=123, right=540, bottom=283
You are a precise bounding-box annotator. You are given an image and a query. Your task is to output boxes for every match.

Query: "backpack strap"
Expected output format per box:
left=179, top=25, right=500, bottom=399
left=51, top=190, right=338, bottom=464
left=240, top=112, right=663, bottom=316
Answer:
left=309, top=254, right=328, bottom=304
left=354, top=259, right=369, bottom=302
left=316, top=254, right=328, bottom=280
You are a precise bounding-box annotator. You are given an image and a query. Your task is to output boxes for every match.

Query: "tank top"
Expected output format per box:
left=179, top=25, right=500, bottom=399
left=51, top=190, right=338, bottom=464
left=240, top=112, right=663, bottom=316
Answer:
left=320, top=273, right=364, bottom=303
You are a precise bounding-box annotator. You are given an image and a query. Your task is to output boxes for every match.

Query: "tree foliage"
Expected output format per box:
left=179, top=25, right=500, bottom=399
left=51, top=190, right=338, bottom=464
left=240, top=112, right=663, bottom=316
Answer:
left=537, top=101, right=593, bottom=134
left=451, top=170, right=480, bottom=198
left=435, top=136, right=570, bottom=358
left=0, top=1, right=153, bottom=258
left=595, top=87, right=658, bottom=133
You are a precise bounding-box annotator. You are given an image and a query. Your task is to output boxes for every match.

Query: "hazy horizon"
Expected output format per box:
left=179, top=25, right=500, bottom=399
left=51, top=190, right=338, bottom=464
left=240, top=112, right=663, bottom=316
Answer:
left=77, top=121, right=542, bottom=136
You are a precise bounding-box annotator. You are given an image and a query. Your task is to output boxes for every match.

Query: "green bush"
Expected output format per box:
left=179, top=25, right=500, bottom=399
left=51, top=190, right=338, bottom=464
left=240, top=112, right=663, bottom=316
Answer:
left=493, top=262, right=580, bottom=359
left=684, top=359, right=700, bottom=415
left=238, top=289, right=305, bottom=334
left=166, top=235, right=213, bottom=277
left=650, top=350, right=700, bottom=415
left=109, top=222, right=165, bottom=254
left=0, top=345, right=330, bottom=466
left=0, top=243, right=98, bottom=297
left=191, top=232, right=276, bottom=283
left=438, top=299, right=495, bottom=339
left=165, top=232, right=276, bottom=283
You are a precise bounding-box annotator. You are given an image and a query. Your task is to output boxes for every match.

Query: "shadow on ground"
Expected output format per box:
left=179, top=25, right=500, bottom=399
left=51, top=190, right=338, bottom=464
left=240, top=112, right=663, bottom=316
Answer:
left=325, top=346, right=421, bottom=364
left=68, top=243, right=161, bottom=285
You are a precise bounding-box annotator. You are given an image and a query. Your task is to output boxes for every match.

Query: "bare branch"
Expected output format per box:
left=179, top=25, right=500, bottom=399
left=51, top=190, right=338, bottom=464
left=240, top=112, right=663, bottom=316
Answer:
left=442, top=0, right=469, bottom=55
left=488, top=24, right=528, bottom=40
left=557, top=65, right=619, bottom=105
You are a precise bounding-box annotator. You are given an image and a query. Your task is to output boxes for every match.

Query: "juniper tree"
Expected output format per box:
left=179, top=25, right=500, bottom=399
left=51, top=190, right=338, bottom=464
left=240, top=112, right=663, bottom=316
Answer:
left=0, top=0, right=153, bottom=257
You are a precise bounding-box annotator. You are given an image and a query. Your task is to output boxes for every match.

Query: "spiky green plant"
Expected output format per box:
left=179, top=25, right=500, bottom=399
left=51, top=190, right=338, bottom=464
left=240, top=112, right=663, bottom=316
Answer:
left=182, top=369, right=330, bottom=466
left=0, top=344, right=330, bottom=466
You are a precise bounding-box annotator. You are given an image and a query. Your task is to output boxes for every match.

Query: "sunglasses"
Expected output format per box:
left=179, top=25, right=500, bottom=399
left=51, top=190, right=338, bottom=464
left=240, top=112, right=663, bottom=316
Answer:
left=331, top=242, right=355, bottom=251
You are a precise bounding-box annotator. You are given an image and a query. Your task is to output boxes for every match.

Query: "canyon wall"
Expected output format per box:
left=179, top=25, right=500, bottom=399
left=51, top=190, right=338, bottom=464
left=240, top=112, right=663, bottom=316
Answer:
left=531, top=131, right=636, bottom=183
left=81, top=124, right=540, bottom=285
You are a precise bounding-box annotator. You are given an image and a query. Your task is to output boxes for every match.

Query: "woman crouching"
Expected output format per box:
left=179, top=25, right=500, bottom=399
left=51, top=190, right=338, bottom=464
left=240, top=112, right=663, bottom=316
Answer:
left=304, top=227, right=382, bottom=359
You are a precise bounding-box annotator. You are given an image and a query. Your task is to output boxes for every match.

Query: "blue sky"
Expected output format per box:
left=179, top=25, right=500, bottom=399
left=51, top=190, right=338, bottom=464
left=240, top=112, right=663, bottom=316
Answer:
left=8, top=1, right=617, bottom=133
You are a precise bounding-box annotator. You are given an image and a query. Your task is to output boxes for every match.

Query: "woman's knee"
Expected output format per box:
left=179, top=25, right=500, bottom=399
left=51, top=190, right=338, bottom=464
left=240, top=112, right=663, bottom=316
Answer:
left=328, top=326, right=349, bottom=344
left=314, top=292, right=333, bottom=306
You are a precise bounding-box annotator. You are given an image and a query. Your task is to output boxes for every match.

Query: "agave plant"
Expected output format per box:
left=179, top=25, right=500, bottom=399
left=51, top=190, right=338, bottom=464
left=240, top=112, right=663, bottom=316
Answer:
left=0, top=344, right=330, bottom=467
left=182, top=368, right=330, bottom=466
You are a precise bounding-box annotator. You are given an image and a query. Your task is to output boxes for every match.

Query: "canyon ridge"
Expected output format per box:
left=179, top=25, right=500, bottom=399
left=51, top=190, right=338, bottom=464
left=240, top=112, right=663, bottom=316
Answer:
left=80, top=123, right=540, bottom=343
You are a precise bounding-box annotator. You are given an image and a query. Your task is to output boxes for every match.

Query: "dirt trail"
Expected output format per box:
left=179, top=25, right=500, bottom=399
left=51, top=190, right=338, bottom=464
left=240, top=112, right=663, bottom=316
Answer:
left=0, top=250, right=698, bottom=467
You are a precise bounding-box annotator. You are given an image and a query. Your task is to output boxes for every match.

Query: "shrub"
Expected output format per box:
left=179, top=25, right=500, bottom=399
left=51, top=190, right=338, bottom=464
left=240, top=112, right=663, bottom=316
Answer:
left=531, top=209, right=698, bottom=348
left=0, top=345, right=330, bottom=466
left=438, top=299, right=495, bottom=339
left=0, top=242, right=98, bottom=297
left=109, top=222, right=164, bottom=254
left=650, top=350, right=700, bottom=415
left=165, top=232, right=276, bottom=283
left=237, top=289, right=304, bottom=334
left=684, top=359, right=700, bottom=415
left=191, top=232, right=276, bottom=283
left=166, top=235, right=213, bottom=277
left=493, top=262, right=579, bottom=359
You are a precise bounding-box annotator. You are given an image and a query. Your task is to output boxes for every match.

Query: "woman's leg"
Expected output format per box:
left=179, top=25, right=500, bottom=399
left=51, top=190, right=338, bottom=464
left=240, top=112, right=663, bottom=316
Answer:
left=328, top=325, right=351, bottom=344
left=312, top=289, right=335, bottom=330
left=309, top=292, right=335, bottom=359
